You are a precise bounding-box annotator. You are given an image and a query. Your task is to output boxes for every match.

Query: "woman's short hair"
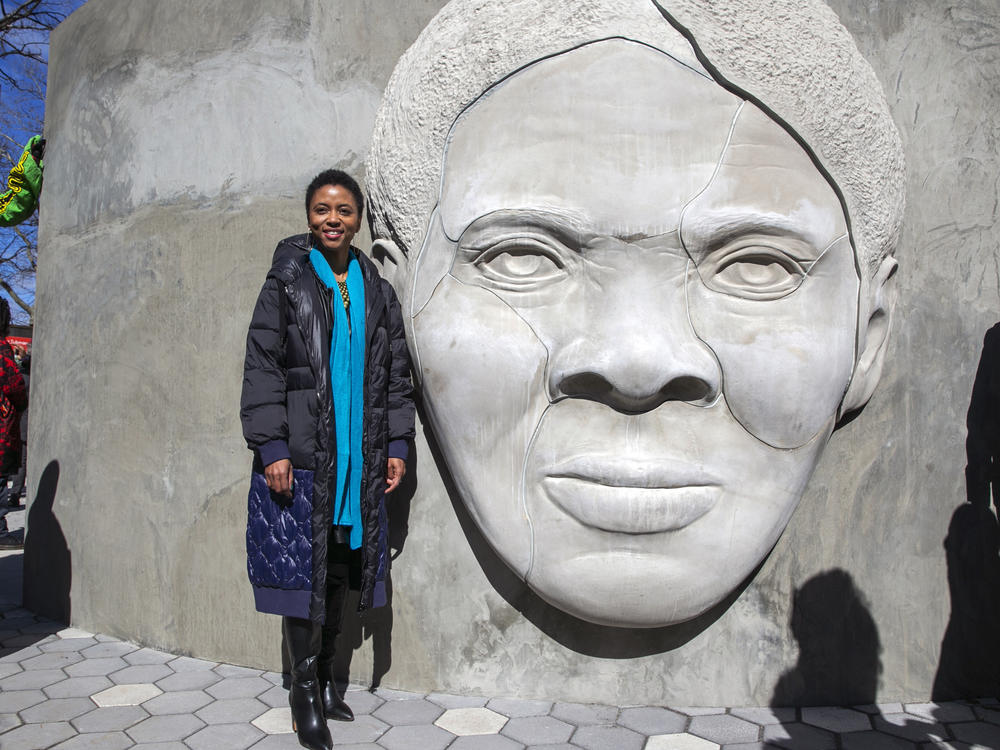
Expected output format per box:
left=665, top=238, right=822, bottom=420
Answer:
left=305, top=169, right=365, bottom=222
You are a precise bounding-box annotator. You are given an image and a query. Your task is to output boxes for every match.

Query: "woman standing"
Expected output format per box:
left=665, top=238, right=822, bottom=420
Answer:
left=241, top=170, right=414, bottom=750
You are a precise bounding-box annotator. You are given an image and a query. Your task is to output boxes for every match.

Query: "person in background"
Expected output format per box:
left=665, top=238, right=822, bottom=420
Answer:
left=0, top=136, right=45, bottom=227
left=7, top=351, right=29, bottom=508
left=0, top=300, right=27, bottom=547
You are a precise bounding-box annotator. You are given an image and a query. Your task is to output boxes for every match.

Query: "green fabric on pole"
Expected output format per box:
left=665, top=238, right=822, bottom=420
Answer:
left=0, top=136, right=44, bottom=227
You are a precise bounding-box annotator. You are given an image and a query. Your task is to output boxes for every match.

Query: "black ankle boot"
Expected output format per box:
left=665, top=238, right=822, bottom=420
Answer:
left=318, top=662, right=354, bottom=722
left=284, top=617, right=333, bottom=750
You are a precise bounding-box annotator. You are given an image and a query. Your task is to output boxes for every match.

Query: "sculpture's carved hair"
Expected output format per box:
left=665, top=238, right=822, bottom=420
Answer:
left=366, top=0, right=905, bottom=277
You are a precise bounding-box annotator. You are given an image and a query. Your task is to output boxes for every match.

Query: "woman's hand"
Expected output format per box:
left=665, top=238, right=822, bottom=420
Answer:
left=385, top=458, right=406, bottom=494
left=265, top=459, right=293, bottom=497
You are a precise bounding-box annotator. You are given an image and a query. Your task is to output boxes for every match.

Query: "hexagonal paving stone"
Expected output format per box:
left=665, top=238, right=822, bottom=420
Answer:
left=50, top=731, right=134, bottom=749
left=185, top=722, right=265, bottom=750
left=195, top=697, right=269, bottom=724
left=0, top=667, right=67, bottom=690
left=213, top=664, right=263, bottom=679
left=252, top=706, right=293, bottom=734
left=487, top=697, right=553, bottom=717
left=0, top=712, right=22, bottom=733
left=343, top=688, right=384, bottom=715
left=0, top=659, right=21, bottom=679
left=903, top=703, right=977, bottom=724
left=123, top=647, right=174, bottom=665
left=802, top=707, right=873, bottom=733
left=688, top=714, right=761, bottom=745
left=0, top=721, right=76, bottom=748
left=92, top=682, right=163, bottom=706
left=109, top=664, right=173, bottom=685
left=79, top=642, right=137, bottom=659
left=428, top=692, right=490, bottom=709
left=951, top=721, right=1000, bottom=747
left=874, top=713, right=949, bottom=743
left=503, top=715, right=574, bottom=745
left=572, top=724, right=645, bottom=750
left=379, top=724, right=454, bottom=750
left=205, top=675, right=272, bottom=699
left=763, top=721, right=836, bottom=750
left=38, top=637, right=98, bottom=653
left=0, top=687, right=46, bottom=712
left=525, top=745, right=576, bottom=750
left=550, top=701, right=618, bottom=726
left=619, top=706, right=688, bottom=735
left=126, top=713, right=206, bottom=743
left=840, top=731, right=917, bottom=750
left=646, top=735, right=720, bottom=750
left=258, top=683, right=291, bottom=709
left=167, top=655, right=218, bottom=672
left=55, top=627, right=95, bottom=639
left=730, top=707, right=796, bottom=725
left=251, top=734, right=309, bottom=749
left=373, top=696, right=445, bottom=725
left=675, top=707, right=727, bottom=716
left=65, top=656, right=129, bottom=677
left=154, top=668, right=221, bottom=691
left=72, top=705, right=149, bottom=733
left=436, top=707, right=508, bottom=735
left=21, top=696, right=97, bottom=723
left=142, top=689, right=215, bottom=716
left=20, top=650, right=84, bottom=670
left=324, top=713, right=390, bottom=744
left=449, top=735, right=524, bottom=750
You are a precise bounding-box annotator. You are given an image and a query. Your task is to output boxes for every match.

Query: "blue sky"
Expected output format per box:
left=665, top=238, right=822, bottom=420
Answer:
left=1, top=0, right=89, bottom=324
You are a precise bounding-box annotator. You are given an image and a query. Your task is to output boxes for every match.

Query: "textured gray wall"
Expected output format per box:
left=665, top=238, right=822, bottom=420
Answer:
left=25, top=0, right=1000, bottom=706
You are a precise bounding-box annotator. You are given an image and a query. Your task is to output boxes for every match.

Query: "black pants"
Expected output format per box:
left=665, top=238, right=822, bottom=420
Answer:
left=318, top=541, right=361, bottom=663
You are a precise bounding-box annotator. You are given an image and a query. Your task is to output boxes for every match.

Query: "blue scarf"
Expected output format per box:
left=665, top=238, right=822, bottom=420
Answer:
left=309, top=249, right=366, bottom=550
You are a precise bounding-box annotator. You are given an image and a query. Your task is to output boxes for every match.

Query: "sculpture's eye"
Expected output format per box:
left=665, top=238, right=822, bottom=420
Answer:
left=473, top=238, right=568, bottom=291
left=697, top=238, right=813, bottom=300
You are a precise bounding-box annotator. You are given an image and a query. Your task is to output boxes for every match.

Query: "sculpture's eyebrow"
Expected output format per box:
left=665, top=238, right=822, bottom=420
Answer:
left=680, top=210, right=835, bottom=258
left=456, top=209, right=592, bottom=247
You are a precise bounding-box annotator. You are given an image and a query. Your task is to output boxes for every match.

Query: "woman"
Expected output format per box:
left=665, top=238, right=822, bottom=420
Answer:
left=241, top=169, right=414, bottom=750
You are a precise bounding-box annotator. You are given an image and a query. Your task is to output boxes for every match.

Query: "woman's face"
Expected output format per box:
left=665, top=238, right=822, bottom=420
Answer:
left=308, top=184, right=361, bottom=256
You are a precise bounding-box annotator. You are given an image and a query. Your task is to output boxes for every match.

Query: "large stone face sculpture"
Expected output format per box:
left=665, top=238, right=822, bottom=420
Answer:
left=366, top=0, right=906, bottom=628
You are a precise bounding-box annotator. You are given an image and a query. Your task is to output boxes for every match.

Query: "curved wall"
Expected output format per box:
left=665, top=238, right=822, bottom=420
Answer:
left=25, top=0, right=1000, bottom=705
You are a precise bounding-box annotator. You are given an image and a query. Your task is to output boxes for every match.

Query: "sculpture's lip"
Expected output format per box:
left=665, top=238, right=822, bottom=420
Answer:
left=539, top=458, right=720, bottom=534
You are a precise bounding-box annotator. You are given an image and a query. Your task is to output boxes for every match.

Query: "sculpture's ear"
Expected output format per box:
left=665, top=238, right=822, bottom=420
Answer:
left=372, top=238, right=409, bottom=289
left=838, top=255, right=898, bottom=420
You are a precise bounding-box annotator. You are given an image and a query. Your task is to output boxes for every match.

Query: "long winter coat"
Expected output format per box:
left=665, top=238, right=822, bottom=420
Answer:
left=240, top=234, right=415, bottom=621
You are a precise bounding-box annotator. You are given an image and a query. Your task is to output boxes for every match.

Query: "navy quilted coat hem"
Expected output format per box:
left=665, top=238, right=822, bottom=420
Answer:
left=253, top=586, right=311, bottom=619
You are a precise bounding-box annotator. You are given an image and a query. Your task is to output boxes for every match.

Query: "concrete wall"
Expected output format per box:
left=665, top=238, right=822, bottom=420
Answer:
left=26, top=0, right=1000, bottom=706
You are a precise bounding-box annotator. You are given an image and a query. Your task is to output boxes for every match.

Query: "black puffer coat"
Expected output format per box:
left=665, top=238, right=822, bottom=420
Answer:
left=240, top=234, right=414, bottom=621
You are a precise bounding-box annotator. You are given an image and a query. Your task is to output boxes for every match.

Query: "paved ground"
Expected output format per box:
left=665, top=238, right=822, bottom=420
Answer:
left=1, top=506, right=999, bottom=749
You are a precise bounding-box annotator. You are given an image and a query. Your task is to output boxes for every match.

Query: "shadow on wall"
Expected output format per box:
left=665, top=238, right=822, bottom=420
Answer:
left=933, top=321, right=1000, bottom=699
left=770, top=569, right=881, bottom=707
left=22, top=460, right=71, bottom=624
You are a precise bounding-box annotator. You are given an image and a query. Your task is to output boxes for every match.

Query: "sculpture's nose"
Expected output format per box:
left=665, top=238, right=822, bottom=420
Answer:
left=547, top=261, right=721, bottom=413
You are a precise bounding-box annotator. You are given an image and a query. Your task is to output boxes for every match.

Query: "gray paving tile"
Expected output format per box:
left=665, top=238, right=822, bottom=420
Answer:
left=450, top=735, right=524, bottom=750
left=0, top=687, right=46, bottom=711
left=378, top=724, right=454, bottom=750
left=71, top=705, right=149, bottom=733
left=38, top=637, right=98, bottom=654
left=840, top=731, right=918, bottom=749
left=258, top=684, right=290, bottom=709
left=428, top=692, right=490, bottom=708
left=876, top=704, right=905, bottom=715
left=123, top=647, right=174, bottom=666
left=502, top=715, right=574, bottom=744
left=153, top=669, right=221, bottom=691
left=722, top=743, right=769, bottom=750
left=763, top=721, right=836, bottom=750
left=973, top=705, right=1000, bottom=724
left=372, top=696, right=444, bottom=725
left=525, top=745, right=576, bottom=750
left=874, top=713, right=949, bottom=743
left=374, top=687, right=426, bottom=701
left=213, top=664, right=264, bottom=679
left=802, top=706, right=872, bottom=733
left=64, top=656, right=128, bottom=677
left=904, top=703, right=977, bottom=723
left=676, top=707, right=728, bottom=716
left=0, top=660, right=21, bottom=679
left=0, top=720, right=76, bottom=749
left=324, top=713, right=389, bottom=744
left=730, top=707, right=796, bottom=725
left=0, top=667, right=66, bottom=690
left=571, top=724, right=645, bottom=750
left=109, top=663, right=174, bottom=685
left=0, top=712, right=22, bottom=733
left=20, top=696, right=96, bottom=723
left=185, top=722, right=265, bottom=749
left=126, top=713, right=205, bottom=743
left=689, top=714, right=761, bottom=744
left=251, top=734, right=313, bottom=749
left=343, top=688, right=384, bottom=715
left=20, top=650, right=84, bottom=670
left=194, top=696, right=268, bottom=724
left=950, top=720, right=1000, bottom=746
left=129, top=743, right=189, bottom=750
left=5, top=632, right=55, bottom=647
left=487, top=697, right=553, bottom=718
left=550, top=702, right=618, bottom=726
left=166, top=655, right=218, bottom=672
left=142, top=689, right=214, bottom=716
left=205, top=675, right=272, bottom=699
left=0, top=643, right=42, bottom=660
left=618, top=706, right=687, bottom=734
left=79, top=642, right=138, bottom=659
left=50, top=731, right=134, bottom=749
left=261, top=671, right=284, bottom=686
